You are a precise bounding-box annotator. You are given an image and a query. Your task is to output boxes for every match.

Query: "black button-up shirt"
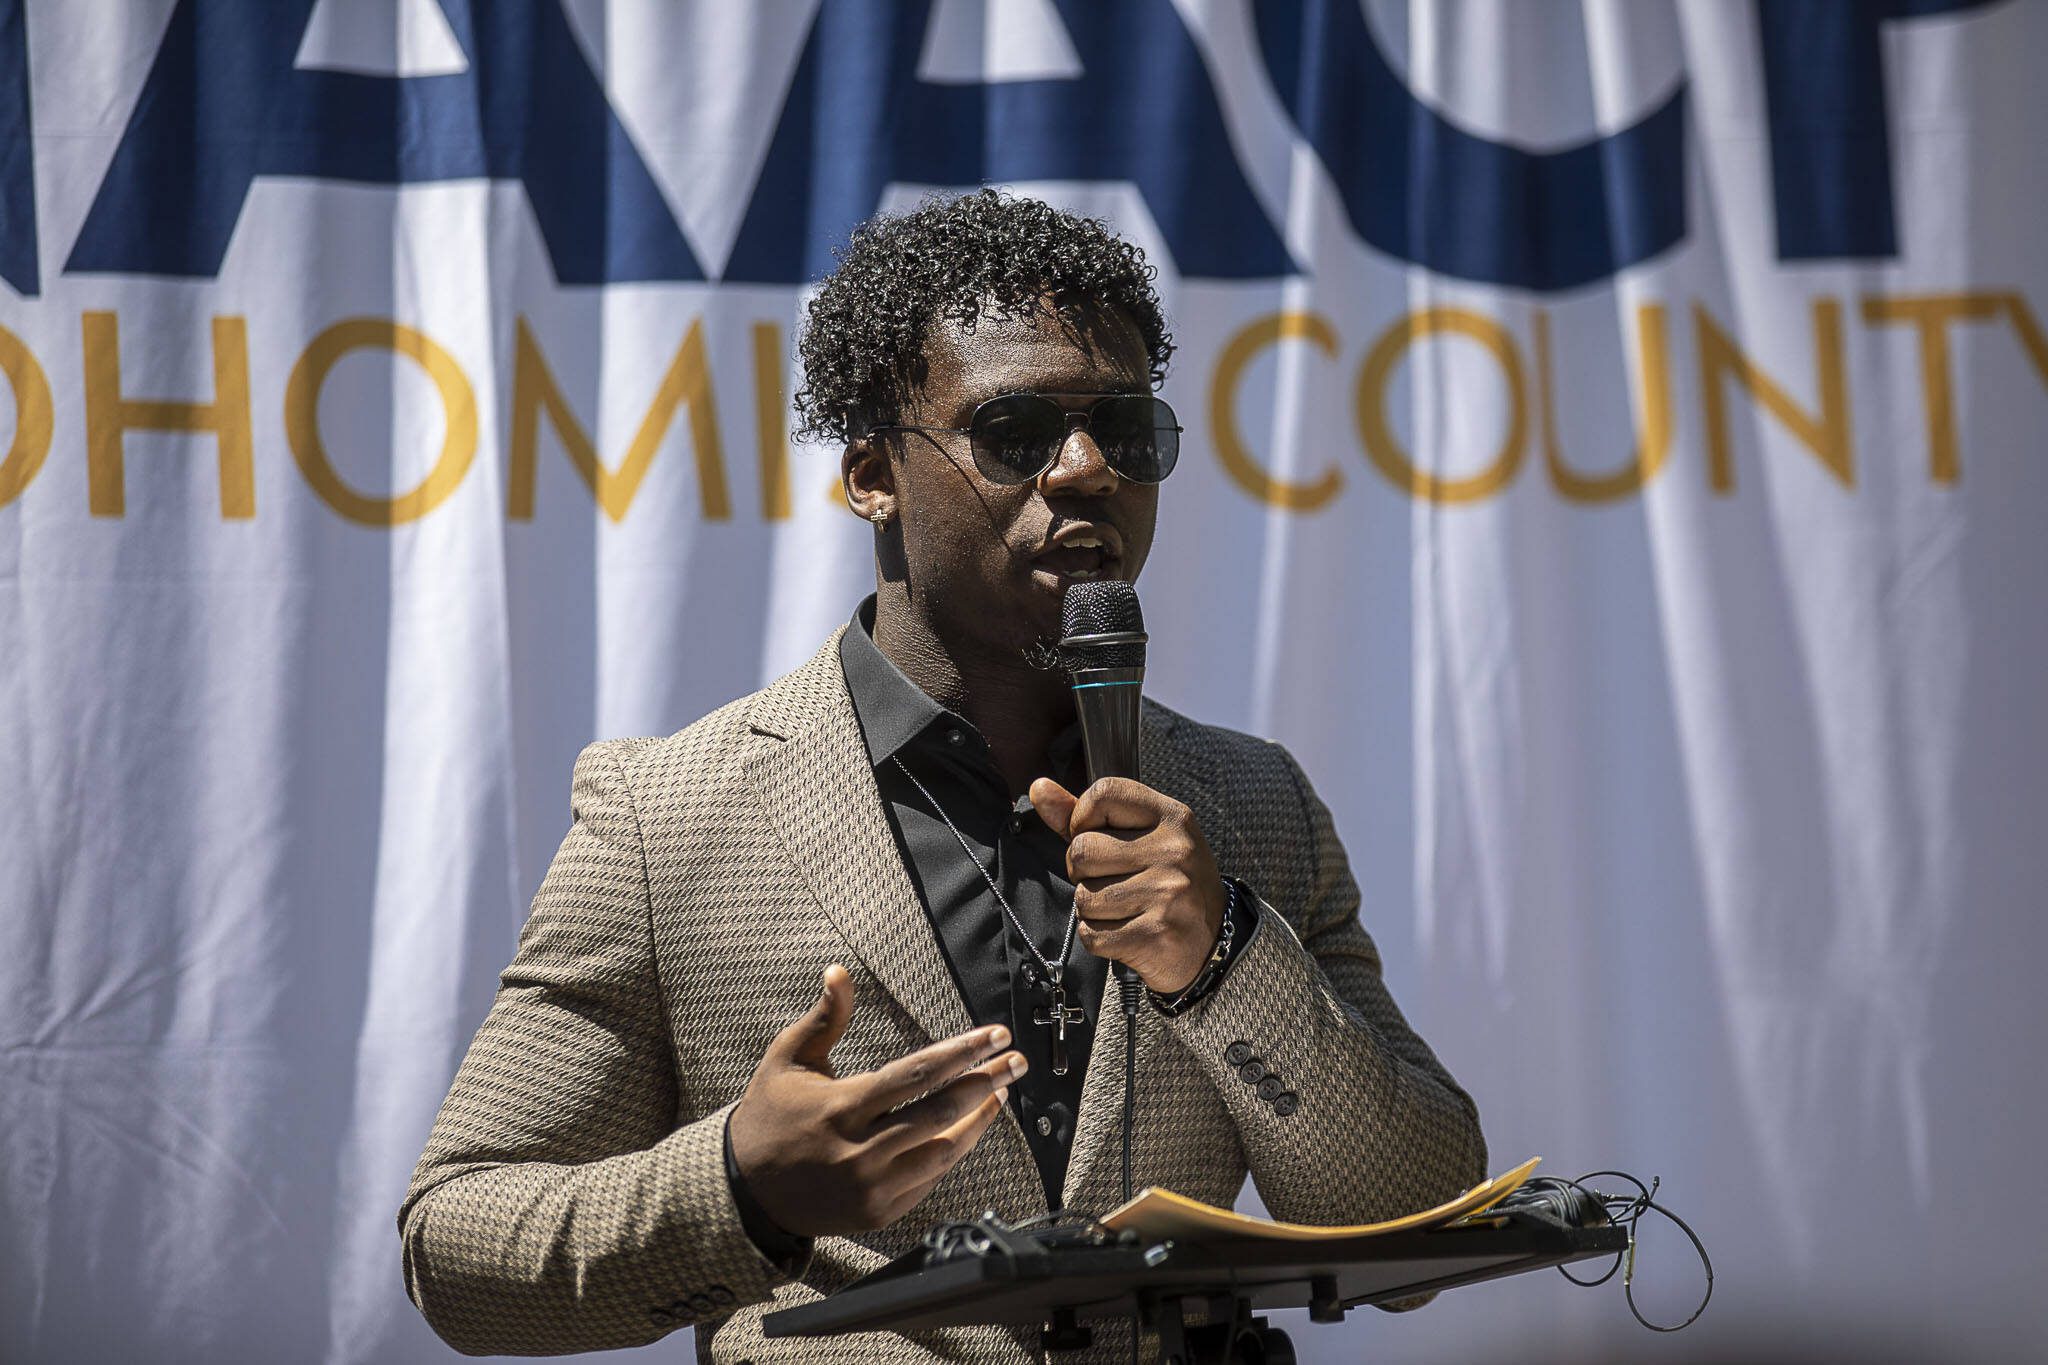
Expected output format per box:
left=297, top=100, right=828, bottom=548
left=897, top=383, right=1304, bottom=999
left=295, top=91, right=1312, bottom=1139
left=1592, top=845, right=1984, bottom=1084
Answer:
left=838, top=596, right=1105, bottom=1210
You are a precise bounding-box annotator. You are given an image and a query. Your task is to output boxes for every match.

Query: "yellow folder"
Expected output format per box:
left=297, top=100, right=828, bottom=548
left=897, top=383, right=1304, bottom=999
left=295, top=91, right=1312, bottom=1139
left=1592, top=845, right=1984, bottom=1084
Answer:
left=1098, top=1156, right=1542, bottom=1242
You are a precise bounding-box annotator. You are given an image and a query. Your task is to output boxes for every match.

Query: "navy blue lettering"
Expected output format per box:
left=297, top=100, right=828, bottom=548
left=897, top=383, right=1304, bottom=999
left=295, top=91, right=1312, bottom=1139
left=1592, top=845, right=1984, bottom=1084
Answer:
left=64, top=0, right=701, bottom=284
left=1755, top=0, right=2002, bottom=261
left=0, top=0, right=38, bottom=296
left=721, top=0, right=1294, bottom=283
left=1252, top=0, right=1687, bottom=292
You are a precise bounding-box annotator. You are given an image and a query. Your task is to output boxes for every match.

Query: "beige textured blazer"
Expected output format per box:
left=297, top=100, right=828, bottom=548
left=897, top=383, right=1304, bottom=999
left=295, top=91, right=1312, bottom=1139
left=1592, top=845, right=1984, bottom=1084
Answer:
left=398, top=632, right=1486, bottom=1362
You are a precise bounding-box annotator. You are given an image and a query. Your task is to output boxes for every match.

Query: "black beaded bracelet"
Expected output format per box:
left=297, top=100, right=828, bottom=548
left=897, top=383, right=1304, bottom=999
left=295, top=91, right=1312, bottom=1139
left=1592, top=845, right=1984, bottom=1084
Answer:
left=1148, top=875, right=1258, bottom=1017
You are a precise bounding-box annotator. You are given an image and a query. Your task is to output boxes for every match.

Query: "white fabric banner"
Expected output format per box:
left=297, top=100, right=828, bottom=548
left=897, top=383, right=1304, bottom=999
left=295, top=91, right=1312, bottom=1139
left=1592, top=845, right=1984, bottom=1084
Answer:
left=3, top=1, right=2044, bottom=1360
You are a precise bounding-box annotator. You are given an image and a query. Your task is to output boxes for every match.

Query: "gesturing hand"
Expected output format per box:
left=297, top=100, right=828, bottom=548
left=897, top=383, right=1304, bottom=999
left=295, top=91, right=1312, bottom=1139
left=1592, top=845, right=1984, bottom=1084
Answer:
left=728, top=964, right=1027, bottom=1238
left=1030, top=776, right=1227, bottom=994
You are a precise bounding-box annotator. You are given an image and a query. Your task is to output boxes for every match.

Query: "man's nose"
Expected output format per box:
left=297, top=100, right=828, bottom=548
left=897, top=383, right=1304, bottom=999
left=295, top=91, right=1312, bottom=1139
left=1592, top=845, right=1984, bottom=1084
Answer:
left=1037, top=418, right=1118, bottom=498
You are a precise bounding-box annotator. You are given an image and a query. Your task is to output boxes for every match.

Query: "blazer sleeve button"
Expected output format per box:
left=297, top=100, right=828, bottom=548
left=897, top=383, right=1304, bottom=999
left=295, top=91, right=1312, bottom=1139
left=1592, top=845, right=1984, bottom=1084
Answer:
left=1237, top=1059, right=1266, bottom=1085
left=709, top=1284, right=735, bottom=1306
left=1256, top=1075, right=1284, bottom=1101
left=1272, top=1091, right=1300, bottom=1118
left=1225, top=1041, right=1255, bottom=1067
left=648, top=1308, right=675, bottom=1327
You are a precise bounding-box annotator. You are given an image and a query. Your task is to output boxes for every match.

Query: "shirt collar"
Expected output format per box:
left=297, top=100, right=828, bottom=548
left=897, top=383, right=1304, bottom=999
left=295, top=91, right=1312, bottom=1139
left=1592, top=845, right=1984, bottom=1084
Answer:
left=838, top=594, right=1091, bottom=784
left=838, top=595, right=962, bottom=767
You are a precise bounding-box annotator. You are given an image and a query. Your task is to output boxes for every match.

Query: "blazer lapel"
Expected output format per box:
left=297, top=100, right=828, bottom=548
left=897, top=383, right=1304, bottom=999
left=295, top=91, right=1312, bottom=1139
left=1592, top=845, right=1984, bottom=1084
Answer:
left=743, top=633, right=1043, bottom=1217
left=742, top=633, right=975, bottom=1050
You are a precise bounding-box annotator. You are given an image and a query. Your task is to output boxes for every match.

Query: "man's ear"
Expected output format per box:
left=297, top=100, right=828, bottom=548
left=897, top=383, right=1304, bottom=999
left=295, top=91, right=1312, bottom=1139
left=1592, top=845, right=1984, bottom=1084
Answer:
left=842, top=434, right=897, bottom=524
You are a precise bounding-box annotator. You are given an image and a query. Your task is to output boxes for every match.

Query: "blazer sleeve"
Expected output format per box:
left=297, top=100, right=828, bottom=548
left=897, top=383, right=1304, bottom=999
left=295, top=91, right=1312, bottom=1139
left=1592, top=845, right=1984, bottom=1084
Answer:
left=396, top=741, right=799, bottom=1356
left=1164, top=745, right=1488, bottom=1259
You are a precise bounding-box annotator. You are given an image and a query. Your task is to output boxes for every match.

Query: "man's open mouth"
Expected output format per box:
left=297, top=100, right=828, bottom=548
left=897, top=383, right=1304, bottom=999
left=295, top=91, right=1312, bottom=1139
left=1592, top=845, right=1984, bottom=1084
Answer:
left=1033, top=535, right=1117, bottom=581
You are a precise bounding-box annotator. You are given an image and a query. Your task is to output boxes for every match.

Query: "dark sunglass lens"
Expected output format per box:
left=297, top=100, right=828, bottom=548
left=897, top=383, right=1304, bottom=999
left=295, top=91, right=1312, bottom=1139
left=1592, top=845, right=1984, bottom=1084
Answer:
left=967, top=394, right=1065, bottom=483
left=1093, top=396, right=1177, bottom=482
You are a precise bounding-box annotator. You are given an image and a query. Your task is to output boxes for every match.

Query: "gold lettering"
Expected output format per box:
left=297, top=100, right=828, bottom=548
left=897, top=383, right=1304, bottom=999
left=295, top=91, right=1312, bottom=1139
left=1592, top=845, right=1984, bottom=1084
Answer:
left=285, top=318, right=477, bottom=527
left=1356, top=308, right=1526, bottom=503
left=1537, top=305, right=1672, bottom=502
left=1860, top=292, right=2005, bottom=484
left=1696, top=299, right=1851, bottom=493
left=1209, top=312, right=1344, bottom=511
left=507, top=316, right=731, bottom=522
left=82, top=312, right=254, bottom=518
left=2001, top=293, right=2048, bottom=390
left=0, top=325, right=53, bottom=508
left=752, top=322, right=792, bottom=521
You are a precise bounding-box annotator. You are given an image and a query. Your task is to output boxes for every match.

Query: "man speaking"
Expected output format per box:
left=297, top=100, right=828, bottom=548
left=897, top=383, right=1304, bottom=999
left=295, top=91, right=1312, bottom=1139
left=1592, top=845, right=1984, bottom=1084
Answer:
left=397, top=191, right=1486, bottom=1361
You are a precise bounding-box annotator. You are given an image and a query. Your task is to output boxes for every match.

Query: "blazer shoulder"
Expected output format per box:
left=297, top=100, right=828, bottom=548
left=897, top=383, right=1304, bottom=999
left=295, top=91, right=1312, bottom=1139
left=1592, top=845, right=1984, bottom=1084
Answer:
left=594, top=629, right=847, bottom=798
left=1144, top=698, right=1297, bottom=788
left=1142, top=701, right=1326, bottom=900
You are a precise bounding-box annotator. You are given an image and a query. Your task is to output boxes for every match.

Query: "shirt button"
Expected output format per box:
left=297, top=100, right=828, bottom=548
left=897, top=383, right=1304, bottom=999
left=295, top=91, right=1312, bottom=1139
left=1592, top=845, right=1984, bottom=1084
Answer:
left=1036, top=1115, right=1053, bottom=1137
left=947, top=729, right=965, bottom=746
left=1008, top=814, right=1025, bottom=834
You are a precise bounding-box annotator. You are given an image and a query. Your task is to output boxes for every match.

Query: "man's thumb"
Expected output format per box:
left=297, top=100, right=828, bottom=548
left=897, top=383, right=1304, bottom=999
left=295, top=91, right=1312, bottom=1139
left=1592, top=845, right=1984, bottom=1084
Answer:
left=1029, top=777, right=1078, bottom=840
left=776, top=964, right=853, bottom=1069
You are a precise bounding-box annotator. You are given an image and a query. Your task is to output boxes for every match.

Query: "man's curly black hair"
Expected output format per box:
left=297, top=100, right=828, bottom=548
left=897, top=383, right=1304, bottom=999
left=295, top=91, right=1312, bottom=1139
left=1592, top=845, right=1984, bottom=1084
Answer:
left=795, top=189, right=1175, bottom=445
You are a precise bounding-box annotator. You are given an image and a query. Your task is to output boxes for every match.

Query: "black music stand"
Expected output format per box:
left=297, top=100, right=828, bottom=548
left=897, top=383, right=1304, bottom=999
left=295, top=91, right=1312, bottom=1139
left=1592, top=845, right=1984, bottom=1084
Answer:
left=761, top=1219, right=1627, bottom=1363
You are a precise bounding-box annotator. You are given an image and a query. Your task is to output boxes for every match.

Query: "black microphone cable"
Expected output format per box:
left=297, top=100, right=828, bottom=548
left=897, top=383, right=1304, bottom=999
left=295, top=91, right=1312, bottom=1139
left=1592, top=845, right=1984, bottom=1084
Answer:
left=1119, top=967, right=1141, bottom=1365
left=1118, top=965, right=1141, bottom=1207
left=1482, top=1170, right=1713, bottom=1332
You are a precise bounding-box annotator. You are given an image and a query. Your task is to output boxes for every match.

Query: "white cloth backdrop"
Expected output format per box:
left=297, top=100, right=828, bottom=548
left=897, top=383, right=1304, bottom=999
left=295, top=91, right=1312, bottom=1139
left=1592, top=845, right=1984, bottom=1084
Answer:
left=3, top=1, right=2044, bottom=1360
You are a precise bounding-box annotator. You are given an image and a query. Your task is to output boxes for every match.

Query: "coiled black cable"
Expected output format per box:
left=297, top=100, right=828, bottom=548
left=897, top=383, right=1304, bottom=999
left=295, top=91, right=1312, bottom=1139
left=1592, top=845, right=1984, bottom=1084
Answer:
left=1506, top=1170, right=1713, bottom=1332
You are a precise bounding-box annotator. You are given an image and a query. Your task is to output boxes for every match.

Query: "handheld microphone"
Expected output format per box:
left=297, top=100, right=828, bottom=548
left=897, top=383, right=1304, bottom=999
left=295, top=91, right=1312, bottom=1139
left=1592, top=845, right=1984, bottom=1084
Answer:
left=1058, top=580, right=1147, bottom=795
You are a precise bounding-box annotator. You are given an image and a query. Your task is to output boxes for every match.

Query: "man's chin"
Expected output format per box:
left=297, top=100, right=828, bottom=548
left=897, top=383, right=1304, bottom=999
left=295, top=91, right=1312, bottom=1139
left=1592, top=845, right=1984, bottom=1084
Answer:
left=1021, top=565, right=1085, bottom=636
left=933, top=566, right=1128, bottom=664
left=922, top=582, right=1053, bottom=663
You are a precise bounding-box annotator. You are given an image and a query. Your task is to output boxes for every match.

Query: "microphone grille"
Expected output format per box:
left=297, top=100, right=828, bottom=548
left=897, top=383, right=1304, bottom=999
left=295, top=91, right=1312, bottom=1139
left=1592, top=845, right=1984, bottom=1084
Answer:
left=1060, top=581, right=1147, bottom=668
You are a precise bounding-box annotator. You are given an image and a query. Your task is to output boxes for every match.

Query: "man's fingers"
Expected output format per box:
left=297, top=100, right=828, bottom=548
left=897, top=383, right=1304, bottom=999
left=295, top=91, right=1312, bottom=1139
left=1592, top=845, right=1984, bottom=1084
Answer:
left=1028, top=777, right=1078, bottom=840
left=863, top=1052, right=1026, bottom=1158
left=1074, top=877, right=1145, bottom=926
left=1069, top=777, right=1174, bottom=836
left=882, top=1090, right=1009, bottom=1214
left=922, top=1087, right=1008, bottom=1166
left=773, top=964, right=854, bottom=1071
left=1066, top=826, right=1153, bottom=880
left=851, top=1025, right=1019, bottom=1121
left=1077, top=910, right=1144, bottom=945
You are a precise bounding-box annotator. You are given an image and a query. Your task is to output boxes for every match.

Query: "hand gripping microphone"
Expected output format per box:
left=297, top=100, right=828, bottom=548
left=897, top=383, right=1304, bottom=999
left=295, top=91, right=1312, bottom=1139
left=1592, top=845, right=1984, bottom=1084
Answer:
left=1059, top=580, right=1148, bottom=1207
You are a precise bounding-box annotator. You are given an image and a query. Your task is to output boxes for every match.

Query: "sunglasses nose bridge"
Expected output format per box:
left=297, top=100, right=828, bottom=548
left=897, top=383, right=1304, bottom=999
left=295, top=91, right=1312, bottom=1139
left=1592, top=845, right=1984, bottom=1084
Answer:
left=1038, top=406, right=1117, bottom=489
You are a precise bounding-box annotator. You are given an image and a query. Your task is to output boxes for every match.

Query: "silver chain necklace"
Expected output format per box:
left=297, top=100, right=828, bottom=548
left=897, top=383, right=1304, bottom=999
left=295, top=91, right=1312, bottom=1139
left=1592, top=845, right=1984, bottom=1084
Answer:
left=890, top=755, right=1087, bottom=1075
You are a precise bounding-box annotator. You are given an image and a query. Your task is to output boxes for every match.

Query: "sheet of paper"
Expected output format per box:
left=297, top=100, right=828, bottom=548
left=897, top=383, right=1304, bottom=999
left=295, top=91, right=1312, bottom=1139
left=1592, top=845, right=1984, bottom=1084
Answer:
left=1098, top=1157, right=1543, bottom=1242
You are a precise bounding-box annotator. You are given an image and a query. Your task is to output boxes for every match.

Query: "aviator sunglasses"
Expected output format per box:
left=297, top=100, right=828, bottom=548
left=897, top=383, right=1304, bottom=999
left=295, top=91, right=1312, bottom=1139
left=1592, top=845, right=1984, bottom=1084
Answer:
left=871, top=392, right=1182, bottom=485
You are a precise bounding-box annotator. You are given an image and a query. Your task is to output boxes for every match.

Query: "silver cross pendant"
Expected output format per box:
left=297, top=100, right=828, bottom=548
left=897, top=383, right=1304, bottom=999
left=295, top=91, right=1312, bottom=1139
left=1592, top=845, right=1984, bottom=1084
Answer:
left=1031, top=977, right=1087, bottom=1077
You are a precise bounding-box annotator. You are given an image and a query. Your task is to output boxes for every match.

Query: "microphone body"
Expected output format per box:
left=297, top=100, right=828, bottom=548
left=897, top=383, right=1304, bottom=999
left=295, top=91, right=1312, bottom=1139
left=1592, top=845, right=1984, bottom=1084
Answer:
left=1069, top=663, right=1144, bottom=792
left=1059, top=584, right=1150, bottom=998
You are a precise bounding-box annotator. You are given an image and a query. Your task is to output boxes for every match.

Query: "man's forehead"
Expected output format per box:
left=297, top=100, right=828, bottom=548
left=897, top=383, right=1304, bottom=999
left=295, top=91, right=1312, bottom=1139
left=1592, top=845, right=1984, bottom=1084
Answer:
left=924, top=299, right=1148, bottom=396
